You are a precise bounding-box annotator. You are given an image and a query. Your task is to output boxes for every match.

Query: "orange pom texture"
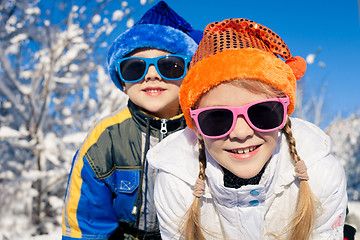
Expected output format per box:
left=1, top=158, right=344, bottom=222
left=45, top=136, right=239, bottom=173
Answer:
left=286, top=56, right=307, bottom=80
left=179, top=18, right=306, bottom=129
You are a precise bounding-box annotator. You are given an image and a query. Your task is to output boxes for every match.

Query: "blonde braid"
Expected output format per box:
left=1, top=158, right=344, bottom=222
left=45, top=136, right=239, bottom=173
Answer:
left=282, top=118, right=316, bottom=240
left=197, top=139, right=207, bottom=181
left=181, top=139, right=207, bottom=240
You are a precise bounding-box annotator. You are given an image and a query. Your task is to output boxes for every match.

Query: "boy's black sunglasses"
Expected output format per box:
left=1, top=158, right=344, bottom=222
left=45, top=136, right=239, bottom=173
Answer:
left=115, top=55, right=191, bottom=83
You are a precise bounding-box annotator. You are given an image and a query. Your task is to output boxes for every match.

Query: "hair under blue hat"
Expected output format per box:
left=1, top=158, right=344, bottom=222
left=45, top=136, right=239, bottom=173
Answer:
left=107, top=1, right=201, bottom=91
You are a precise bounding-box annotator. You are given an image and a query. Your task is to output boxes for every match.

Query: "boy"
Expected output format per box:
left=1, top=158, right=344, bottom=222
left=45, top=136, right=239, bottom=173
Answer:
left=61, top=2, right=201, bottom=239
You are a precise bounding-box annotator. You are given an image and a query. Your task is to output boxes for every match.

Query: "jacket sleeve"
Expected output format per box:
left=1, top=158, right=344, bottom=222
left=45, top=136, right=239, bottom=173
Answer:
left=62, top=151, right=119, bottom=240
left=310, top=154, right=348, bottom=240
left=154, top=170, right=195, bottom=240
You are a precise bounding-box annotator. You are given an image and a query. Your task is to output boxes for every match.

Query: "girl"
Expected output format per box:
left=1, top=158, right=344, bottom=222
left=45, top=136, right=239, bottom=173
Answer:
left=147, top=18, right=348, bottom=239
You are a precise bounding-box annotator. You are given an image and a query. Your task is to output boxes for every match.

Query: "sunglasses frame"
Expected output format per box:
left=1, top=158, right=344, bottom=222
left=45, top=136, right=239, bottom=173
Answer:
left=190, top=97, right=290, bottom=139
left=115, top=54, right=191, bottom=83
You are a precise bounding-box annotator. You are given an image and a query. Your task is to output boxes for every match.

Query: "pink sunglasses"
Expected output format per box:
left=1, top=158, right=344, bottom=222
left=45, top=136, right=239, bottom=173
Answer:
left=190, top=97, right=290, bottom=139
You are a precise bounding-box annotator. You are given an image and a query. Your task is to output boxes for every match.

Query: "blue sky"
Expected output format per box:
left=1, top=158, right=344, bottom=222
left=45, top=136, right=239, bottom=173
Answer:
left=130, top=0, right=360, bottom=128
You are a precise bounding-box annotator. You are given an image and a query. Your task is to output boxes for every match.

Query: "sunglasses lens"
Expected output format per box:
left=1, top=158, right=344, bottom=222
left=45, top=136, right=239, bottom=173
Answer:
left=120, top=58, right=146, bottom=81
left=248, top=101, right=284, bottom=130
left=158, top=56, right=186, bottom=79
left=198, top=109, right=233, bottom=137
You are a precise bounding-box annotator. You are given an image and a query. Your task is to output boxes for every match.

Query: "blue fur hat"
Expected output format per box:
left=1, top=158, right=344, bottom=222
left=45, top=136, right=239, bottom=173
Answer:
left=107, top=1, right=202, bottom=91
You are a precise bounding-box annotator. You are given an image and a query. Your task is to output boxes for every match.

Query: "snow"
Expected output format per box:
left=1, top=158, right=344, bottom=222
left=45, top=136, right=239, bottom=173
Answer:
left=122, top=1, right=128, bottom=8
left=24, top=7, right=41, bottom=15
left=0, top=126, right=23, bottom=138
left=7, top=14, right=17, bottom=25
left=92, top=14, right=101, bottom=24
left=126, top=17, right=134, bottom=28
left=10, top=33, right=28, bottom=43
left=306, top=53, right=316, bottom=64
left=13, top=227, right=62, bottom=240
left=20, top=70, right=34, bottom=79
left=71, top=5, right=79, bottom=12
left=105, top=24, right=114, bottom=35
left=112, top=10, right=124, bottom=21
left=62, top=132, right=86, bottom=143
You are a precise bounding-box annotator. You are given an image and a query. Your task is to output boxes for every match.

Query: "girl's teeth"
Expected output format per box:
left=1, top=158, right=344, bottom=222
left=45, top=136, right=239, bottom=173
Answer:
left=233, top=146, right=255, bottom=154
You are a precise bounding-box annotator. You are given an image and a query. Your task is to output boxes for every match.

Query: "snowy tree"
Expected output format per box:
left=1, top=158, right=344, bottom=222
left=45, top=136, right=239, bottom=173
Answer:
left=297, top=49, right=360, bottom=202
left=294, top=80, right=325, bottom=126
left=326, top=114, right=360, bottom=201
left=0, top=0, right=148, bottom=238
left=294, top=49, right=326, bottom=126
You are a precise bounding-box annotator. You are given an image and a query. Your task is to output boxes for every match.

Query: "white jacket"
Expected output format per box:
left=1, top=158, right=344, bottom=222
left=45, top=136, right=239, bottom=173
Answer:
left=147, top=118, right=348, bottom=240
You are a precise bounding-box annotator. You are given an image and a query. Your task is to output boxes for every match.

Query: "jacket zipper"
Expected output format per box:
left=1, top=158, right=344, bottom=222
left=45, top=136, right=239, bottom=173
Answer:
left=160, top=119, right=168, bottom=141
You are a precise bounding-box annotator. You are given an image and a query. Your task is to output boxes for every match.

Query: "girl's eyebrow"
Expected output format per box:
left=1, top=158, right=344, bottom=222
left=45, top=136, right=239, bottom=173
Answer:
left=199, top=104, right=225, bottom=107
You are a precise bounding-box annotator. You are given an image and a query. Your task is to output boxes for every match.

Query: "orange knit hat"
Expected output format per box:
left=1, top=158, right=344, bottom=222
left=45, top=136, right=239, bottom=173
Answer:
left=179, top=18, right=306, bottom=129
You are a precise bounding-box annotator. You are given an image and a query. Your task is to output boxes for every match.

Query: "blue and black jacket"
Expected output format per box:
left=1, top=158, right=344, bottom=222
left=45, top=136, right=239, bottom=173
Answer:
left=62, top=100, right=185, bottom=239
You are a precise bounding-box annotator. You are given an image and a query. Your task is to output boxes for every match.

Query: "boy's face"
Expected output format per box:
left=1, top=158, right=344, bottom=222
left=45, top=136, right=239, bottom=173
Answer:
left=195, top=83, right=279, bottom=179
left=123, top=49, right=183, bottom=119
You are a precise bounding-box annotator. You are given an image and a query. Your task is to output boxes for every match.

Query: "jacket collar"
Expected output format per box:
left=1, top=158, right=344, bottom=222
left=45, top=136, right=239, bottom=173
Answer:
left=127, top=100, right=186, bottom=135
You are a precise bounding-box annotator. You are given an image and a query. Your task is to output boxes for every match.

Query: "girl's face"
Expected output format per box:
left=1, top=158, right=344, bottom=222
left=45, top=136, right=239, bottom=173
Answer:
left=123, top=49, right=183, bottom=119
left=195, top=83, right=279, bottom=179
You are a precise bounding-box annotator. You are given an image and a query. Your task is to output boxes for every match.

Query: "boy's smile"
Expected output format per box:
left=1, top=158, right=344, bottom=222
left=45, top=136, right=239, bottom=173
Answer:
left=143, top=87, right=166, bottom=96
left=123, top=48, right=183, bottom=119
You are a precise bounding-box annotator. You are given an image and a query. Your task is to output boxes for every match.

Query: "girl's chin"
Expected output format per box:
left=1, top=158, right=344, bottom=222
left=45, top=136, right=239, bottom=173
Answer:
left=228, top=164, right=265, bottom=179
left=233, top=172, right=260, bottom=179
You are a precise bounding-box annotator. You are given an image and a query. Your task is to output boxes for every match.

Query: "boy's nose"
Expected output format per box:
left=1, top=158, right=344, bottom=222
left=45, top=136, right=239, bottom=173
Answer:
left=228, top=116, right=254, bottom=140
left=144, top=65, right=161, bottom=81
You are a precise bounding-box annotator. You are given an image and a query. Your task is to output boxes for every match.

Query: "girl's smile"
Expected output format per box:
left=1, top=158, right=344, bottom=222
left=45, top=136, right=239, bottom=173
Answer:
left=226, top=144, right=261, bottom=160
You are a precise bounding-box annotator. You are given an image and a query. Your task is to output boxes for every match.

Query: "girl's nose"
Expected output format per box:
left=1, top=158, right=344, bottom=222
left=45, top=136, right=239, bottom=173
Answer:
left=144, top=65, right=161, bottom=81
left=228, top=116, right=254, bottom=140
